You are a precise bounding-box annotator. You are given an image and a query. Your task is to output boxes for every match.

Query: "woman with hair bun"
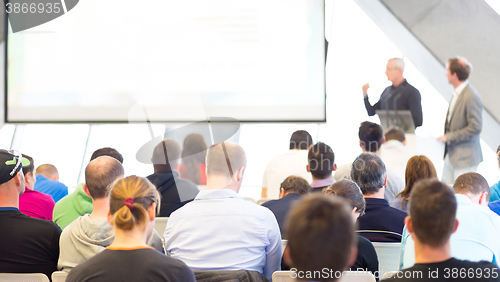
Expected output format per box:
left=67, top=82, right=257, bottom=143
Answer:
left=67, top=176, right=196, bottom=282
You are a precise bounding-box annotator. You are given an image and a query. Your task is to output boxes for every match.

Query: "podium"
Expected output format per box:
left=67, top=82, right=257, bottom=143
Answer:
left=376, top=110, right=415, bottom=134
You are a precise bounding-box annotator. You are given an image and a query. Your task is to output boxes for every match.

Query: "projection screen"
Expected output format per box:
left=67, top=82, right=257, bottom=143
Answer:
left=6, top=0, right=325, bottom=122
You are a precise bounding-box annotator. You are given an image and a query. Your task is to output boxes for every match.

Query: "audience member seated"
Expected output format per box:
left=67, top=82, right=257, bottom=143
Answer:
left=66, top=176, right=196, bottom=282
left=53, top=147, right=123, bottom=229
left=147, top=139, right=199, bottom=217
left=401, top=173, right=500, bottom=268
left=386, top=179, right=500, bottom=282
left=334, top=121, right=404, bottom=202
left=380, top=127, right=416, bottom=180
left=262, top=175, right=311, bottom=238
left=489, top=145, right=500, bottom=202
left=390, top=155, right=437, bottom=212
left=262, top=130, right=313, bottom=199
left=19, top=154, right=55, bottom=220
left=351, top=153, right=407, bottom=242
left=0, top=150, right=61, bottom=278
left=34, top=164, right=68, bottom=203
left=164, top=142, right=281, bottom=281
left=325, top=180, right=379, bottom=276
left=307, top=142, right=337, bottom=192
left=180, top=133, right=207, bottom=185
left=59, top=156, right=163, bottom=271
left=283, top=194, right=357, bottom=282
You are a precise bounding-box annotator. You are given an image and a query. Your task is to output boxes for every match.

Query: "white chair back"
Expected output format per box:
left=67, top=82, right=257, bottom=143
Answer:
left=51, top=271, right=68, bottom=282
left=0, top=273, right=50, bottom=282
left=257, top=198, right=271, bottom=205
left=371, top=242, right=401, bottom=278
left=271, top=271, right=376, bottom=282
left=281, top=240, right=288, bottom=254
left=154, top=217, right=169, bottom=235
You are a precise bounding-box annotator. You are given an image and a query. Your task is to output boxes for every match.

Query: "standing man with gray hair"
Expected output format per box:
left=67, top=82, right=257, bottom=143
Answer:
left=165, top=142, right=281, bottom=281
left=363, top=58, right=423, bottom=129
left=438, top=57, right=483, bottom=184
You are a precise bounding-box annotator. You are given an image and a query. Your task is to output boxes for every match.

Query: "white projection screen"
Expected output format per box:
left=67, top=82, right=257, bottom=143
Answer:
left=6, top=0, right=325, bottom=122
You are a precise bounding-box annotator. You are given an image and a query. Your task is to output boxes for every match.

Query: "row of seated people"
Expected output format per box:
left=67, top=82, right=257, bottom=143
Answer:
left=2, top=142, right=500, bottom=282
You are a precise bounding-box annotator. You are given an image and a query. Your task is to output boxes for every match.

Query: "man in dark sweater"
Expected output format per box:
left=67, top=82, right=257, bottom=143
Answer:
left=384, top=179, right=500, bottom=282
left=147, top=139, right=199, bottom=217
left=351, top=153, right=407, bottom=242
left=261, top=175, right=311, bottom=239
left=0, top=150, right=62, bottom=278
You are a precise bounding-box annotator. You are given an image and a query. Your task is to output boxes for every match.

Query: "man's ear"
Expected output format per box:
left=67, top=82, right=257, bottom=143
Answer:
left=236, top=167, right=245, bottom=182
left=382, top=136, right=386, bottom=145
left=306, top=164, right=310, bottom=173
left=348, top=246, right=358, bottom=267
left=403, top=139, right=407, bottom=146
left=283, top=246, right=292, bottom=267
left=479, top=192, right=489, bottom=206
left=83, top=184, right=92, bottom=197
left=405, top=216, right=413, bottom=234
left=107, top=210, right=114, bottom=226
left=333, top=164, right=337, bottom=172
left=452, top=219, right=459, bottom=234
left=52, top=175, right=59, bottom=181
left=383, top=175, right=388, bottom=187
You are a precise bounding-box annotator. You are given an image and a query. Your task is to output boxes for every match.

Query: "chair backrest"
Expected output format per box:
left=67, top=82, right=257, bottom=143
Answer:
left=257, top=198, right=271, bottom=205
left=271, top=271, right=376, bottom=282
left=371, top=242, right=401, bottom=278
left=0, top=273, right=50, bottom=282
left=154, top=217, right=169, bottom=235
left=382, top=271, right=400, bottom=279
left=281, top=239, right=288, bottom=254
left=51, top=271, right=68, bottom=282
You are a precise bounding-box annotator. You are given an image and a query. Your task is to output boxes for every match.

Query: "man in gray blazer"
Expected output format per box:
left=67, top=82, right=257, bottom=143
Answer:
left=438, top=57, right=483, bottom=184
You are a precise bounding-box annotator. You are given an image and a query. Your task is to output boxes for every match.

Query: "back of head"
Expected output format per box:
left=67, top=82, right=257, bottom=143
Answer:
left=90, top=147, right=124, bottom=163
left=409, top=179, right=457, bottom=247
left=325, top=180, right=365, bottom=216
left=453, top=172, right=489, bottom=199
left=281, top=176, right=311, bottom=196
left=206, top=142, right=246, bottom=179
left=384, top=127, right=405, bottom=143
left=350, top=153, right=386, bottom=195
left=400, top=155, right=437, bottom=199
left=151, top=139, right=181, bottom=171
left=448, top=57, right=472, bottom=81
left=109, top=176, right=160, bottom=231
left=21, top=154, right=34, bottom=176
left=308, top=142, right=335, bottom=179
left=286, top=194, right=355, bottom=281
left=85, top=156, right=125, bottom=199
left=35, top=164, right=59, bottom=179
left=182, top=133, right=208, bottom=162
left=358, top=122, right=383, bottom=152
left=290, top=130, right=313, bottom=150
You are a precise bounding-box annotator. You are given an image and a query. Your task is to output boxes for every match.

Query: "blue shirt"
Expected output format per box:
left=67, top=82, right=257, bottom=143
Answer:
left=164, top=189, right=282, bottom=281
left=490, top=181, right=500, bottom=202
left=34, top=175, right=68, bottom=203
left=262, top=193, right=302, bottom=239
left=401, top=194, right=500, bottom=269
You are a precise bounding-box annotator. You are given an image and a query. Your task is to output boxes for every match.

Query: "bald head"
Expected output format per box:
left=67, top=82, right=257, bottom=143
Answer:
left=85, top=156, right=124, bottom=199
left=152, top=139, right=181, bottom=172
left=206, top=142, right=247, bottom=179
left=36, top=164, right=59, bottom=181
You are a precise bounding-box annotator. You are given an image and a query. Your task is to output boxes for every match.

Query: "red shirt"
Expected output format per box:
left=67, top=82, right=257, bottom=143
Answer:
left=19, top=188, right=55, bottom=220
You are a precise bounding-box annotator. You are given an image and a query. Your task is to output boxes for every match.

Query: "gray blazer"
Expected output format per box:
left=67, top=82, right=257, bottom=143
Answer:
left=444, top=83, right=483, bottom=168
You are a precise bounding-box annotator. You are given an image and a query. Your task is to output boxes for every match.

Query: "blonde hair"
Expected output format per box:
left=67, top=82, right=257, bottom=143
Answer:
left=109, top=176, right=160, bottom=231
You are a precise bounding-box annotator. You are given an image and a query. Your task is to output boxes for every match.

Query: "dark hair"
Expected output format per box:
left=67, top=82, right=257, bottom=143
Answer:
left=85, top=156, right=125, bottom=199
left=290, top=130, right=313, bottom=150
left=285, top=194, right=355, bottom=280
left=409, top=179, right=457, bottom=247
left=358, top=122, right=383, bottom=152
left=181, top=134, right=207, bottom=185
left=280, top=176, right=311, bottom=195
left=448, top=58, right=471, bottom=81
left=308, top=142, right=335, bottom=179
left=384, top=127, right=405, bottom=143
left=151, top=139, right=181, bottom=171
left=21, top=154, right=34, bottom=176
left=350, top=153, right=386, bottom=195
left=397, top=155, right=437, bottom=208
left=109, top=176, right=160, bottom=231
left=91, top=147, right=124, bottom=164
left=325, top=180, right=366, bottom=216
left=453, top=172, right=489, bottom=200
